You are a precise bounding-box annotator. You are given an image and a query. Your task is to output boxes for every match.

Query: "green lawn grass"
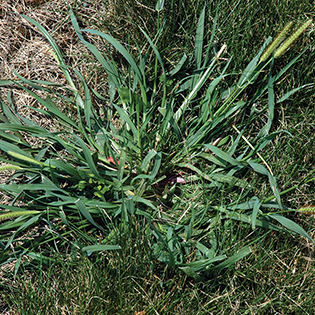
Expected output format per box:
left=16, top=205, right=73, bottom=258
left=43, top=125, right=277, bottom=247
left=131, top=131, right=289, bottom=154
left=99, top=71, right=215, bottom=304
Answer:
left=1, top=0, right=315, bottom=314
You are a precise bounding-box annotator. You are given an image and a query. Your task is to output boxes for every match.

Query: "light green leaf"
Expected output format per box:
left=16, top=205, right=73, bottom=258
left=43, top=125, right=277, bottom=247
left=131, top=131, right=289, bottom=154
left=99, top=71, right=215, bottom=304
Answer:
left=277, top=83, right=313, bottom=103
left=83, top=29, right=144, bottom=86
left=140, top=150, right=157, bottom=172
left=74, top=135, right=100, bottom=178
left=5, top=214, right=42, bottom=249
left=21, top=14, right=84, bottom=108
left=251, top=197, right=261, bottom=229
left=204, top=144, right=244, bottom=167
left=212, top=246, right=252, bottom=270
left=155, top=0, right=164, bottom=11
left=75, top=199, right=105, bottom=232
left=268, top=214, right=315, bottom=243
left=195, top=5, right=205, bottom=71
left=82, top=244, right=121, bottom=256
left=113, top=104, right=138, bottom=139
left=179, top=255, right=226, bottom=273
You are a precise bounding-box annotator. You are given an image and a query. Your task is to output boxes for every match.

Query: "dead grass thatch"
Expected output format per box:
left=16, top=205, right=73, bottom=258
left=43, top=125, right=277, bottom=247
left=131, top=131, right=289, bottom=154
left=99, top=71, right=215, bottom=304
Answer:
left=0, top=0, right=116, bottom=195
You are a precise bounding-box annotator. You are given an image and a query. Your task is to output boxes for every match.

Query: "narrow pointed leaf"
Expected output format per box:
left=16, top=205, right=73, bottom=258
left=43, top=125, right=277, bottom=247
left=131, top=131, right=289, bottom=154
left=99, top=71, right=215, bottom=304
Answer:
left=212, top=246, right=252, bottom=270
left=82, top=244, right=121, bottom=256
left=205, top=144, right=244, bottom=166
left=268, top=214, right=315, bottom=243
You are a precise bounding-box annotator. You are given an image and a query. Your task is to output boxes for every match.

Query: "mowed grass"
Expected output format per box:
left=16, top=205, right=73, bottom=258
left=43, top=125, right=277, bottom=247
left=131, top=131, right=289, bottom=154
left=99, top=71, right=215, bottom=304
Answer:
left=1, top=0, right=315, bottom=314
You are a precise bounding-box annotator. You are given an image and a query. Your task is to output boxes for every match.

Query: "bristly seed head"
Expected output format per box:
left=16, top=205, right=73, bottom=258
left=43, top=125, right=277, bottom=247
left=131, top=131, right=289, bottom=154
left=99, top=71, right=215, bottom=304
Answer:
left=274, top=19, right=313, bottom=58
left=7, top=151, right=43, bottom=166
left=298, top=205, right=315, bottom=215
left=260, top=22, right=293, bottom=63
left=0, top=164, right=22, bottom=172
left=0, top=211, right=39, bottom=222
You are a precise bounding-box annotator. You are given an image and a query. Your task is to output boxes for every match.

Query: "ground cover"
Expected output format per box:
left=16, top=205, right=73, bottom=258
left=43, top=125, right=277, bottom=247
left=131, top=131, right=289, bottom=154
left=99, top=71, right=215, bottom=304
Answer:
left=0, top=0, right=315, bottom=314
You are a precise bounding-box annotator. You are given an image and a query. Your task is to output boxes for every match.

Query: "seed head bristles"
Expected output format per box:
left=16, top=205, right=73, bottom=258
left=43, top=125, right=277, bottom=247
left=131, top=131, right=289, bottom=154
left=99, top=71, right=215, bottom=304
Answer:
left=8, top=151, right=43, bottom=166
left=0, top=211, right=39, bottom=222
left=259, top=22, right=293, bottom=63
left=0, top=164, right=22, bottom=172
left=274, top=19, right=313, bottom=58
left=298, top=205, right=315, bottom=215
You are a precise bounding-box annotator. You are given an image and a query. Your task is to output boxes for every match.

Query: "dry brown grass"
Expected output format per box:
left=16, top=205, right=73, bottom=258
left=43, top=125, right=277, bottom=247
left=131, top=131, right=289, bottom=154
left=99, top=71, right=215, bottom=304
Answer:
left=0, top=0, right=116, bottom=201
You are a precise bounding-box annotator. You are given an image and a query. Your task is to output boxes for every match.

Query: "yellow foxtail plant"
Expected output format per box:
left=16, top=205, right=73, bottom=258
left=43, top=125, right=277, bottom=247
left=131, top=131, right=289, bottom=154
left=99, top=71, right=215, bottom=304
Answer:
left=260, top=19, right=313, bottom=63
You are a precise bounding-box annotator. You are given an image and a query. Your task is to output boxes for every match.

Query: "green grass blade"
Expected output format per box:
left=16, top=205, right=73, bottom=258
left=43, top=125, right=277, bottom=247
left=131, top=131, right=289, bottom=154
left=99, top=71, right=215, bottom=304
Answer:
left=140, top=28, right=165, bottom=76
left=82, top=244, right=121, bottom=256
left=268, top=173, right=281, bottom=207
left=69, top=7, right=120, bottom=100
left=73, top=135, right=100, bottom=178
left=247, top=160, right=269, bottom=176
left=140, top=150, right=157, bottom=172
left=0, top=79, right=15, bottom=86
left=140, top=27, right=166, bottom=108
left=251, top=197, right=261, bottom=229
left=75, top=199, right=105, bottom=233
left=202, top=8, right=218, bottom=68
left=83, top=29, right=144, bottom=87
left=268, top=214, right=315, bottom=243
left=166, top=53, right=187, bottom=76
left=179, top=255, right=227, bottom=273
left=255, top=131, right=287, bottom=153
left=251, top=46, right=310, bottom=104
left=0, top=94, right=22, bottom=125
left=0, top=139, right=43, bottom=166
left=155, top=0, right=164, bottom=11
left=131, top=195, right=158, bottom=210
left=117, top=149, right=126, bottom=182
left=237, top=37, right=271, bottom=87
left=277, top=83, right=313, bottom=103
left=5, top=214, right=42, bottom=249
left=174, top=46, right=226, bottom=123
left=219, top=207, right=284, bottom=232
left=178, top=162, right=249, bottom=188
left=43, top=159, right=81, bottom=179
left=0, top=211, right=39, bottom=222
left=0, top=123, right=49, bottom=138
left=11, top=78, right=78, bottom=129
left=194, top=5, right=205, bottom=71
left=20, top=14, right=84, bottom=108
left=73, top=70, right=93, bottom=131
left=149, top=152, right=161, bottom=181
left=212, top=246, right=252, bottom=270
left=248, top=160, right=281, bottom=206
left=204, top=144, right=244, bottom=167
left=113, top=104, right=138, bottom=139
left=261, top=66, right=275, bottom=137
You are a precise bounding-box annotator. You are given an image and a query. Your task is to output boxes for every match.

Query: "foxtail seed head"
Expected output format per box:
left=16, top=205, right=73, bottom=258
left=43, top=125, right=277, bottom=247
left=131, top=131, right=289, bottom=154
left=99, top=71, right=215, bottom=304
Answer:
left=8, top=151, right=43, bottom=166
left=0, top=164, right=22, bottom=172
left=0, top=211, right=39, bottom=222
left=298, top=205, right=315, bottom=215
left=274, top=19, right=313, bottom=58
left=260, top=22, right=293, bottom=63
